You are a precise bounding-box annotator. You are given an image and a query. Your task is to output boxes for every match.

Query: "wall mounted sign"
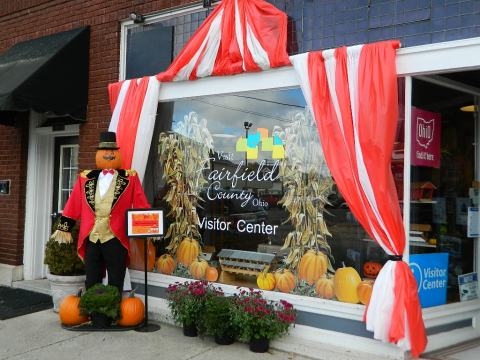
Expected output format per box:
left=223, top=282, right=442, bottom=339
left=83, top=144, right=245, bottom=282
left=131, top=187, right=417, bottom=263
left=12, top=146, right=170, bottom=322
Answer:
left=411, top=107, right=441, bottom=168
left=0, top=180, right=10, bottom=195
left=409, top=252, right=449, bottom=308
left=126, top=209, right=164, bottom=237
left=458, top=272, right=478, bottom=301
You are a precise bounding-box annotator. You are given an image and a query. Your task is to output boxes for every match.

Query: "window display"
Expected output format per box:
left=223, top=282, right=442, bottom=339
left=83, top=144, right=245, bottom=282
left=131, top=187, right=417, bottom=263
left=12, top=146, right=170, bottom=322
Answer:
left=141, top=87, right=403, bottom=304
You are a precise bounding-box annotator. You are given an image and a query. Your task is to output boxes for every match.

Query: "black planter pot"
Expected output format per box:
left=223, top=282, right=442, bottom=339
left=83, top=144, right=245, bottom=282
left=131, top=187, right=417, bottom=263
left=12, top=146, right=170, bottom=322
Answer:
left=214, top=333, right=235, bottom=345
left=91, top=314, right=111, bottom=329
left=249, top=337, right=269, bottom=353
left=183, top=323, right=198, bottom=337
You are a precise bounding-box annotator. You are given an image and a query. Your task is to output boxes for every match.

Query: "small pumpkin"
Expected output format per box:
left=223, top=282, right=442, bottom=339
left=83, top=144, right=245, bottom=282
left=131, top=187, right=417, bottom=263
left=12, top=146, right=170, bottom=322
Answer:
left=117, top=291, right=145, bottom=327
left=176, top=238, right=201, bottom=267
left=189, top=258, right=208, bottom=279
left=205, top=266, right=219, bottom=282
left=275, top=269, right=296, bottom=293
left=315, top=277, right=335, bottom=299
left=357, top=280, right=374, bottom=305
left=363, top=261, right=382, bottom=279
left=59, top=291, right=88, bottom=326
left=334, top=264, right=362, bottom=304
left=256, top=272, right=276, bottom=291
left=156, top=254, right=176, bottom=275
left=298, top=250, right=328, bottom=285
left=95, top=148, right=122, bottom=170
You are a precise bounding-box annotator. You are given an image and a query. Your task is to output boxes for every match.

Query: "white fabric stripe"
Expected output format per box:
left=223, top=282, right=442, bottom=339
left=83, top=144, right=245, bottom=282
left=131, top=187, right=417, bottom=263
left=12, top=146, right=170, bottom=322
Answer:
left=196, top=9, right=224, bottom=78
left=246, top=21, right=270, bottom=70
left=174, top=11, right=223, bottom=81
left=131, top=77, right=160, bottom=182
left=234, top=0, right=246, bottom=71
left=290, top=54, right=313, bottom=110
left=346, top=45, right=396, bottom=255
left=366, top=260, right=396, bottom=344
left=108, top=80, right=131, bottom=133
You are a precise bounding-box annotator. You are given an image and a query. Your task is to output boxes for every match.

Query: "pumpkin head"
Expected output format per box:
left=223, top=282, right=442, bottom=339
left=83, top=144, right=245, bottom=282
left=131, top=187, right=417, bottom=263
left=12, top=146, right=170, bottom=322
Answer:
left=156, top=254, right=176, bottom=275
left=257, top=272, right=276, bottom=291
left=275, top=269, right=296, bottom=293
left=363, top=261, right=382, bottom=279
left=59, top=292, right=88, bottom=326
left=298, top=250, right=328, bottom=285
left=334, top=265, right=362, bottom=304
left=315, top=277, right=335, bottom=299
left=357, top=280, right=374, bottom=305
left=176, top=238, right=201, bottom=267
left=205, top=266, right=219, bottom=282
left=117, top=291, right=145, bottom=327
left=95, top=149, right=122, bottom=170
left=189, top=258, right=208, bottom=279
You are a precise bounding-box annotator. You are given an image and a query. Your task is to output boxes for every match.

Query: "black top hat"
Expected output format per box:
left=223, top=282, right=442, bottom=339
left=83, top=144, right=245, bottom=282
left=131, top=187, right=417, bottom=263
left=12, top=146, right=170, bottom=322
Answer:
left=97, top=131, right=119, bottom=150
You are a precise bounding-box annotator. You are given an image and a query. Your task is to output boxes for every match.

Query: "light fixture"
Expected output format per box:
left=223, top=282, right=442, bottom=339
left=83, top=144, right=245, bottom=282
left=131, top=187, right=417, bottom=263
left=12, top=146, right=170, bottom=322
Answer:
left=129, top=12, right=145, bottom=24
left=244, top=121, right=253, bottom=130
left=460, top=105, right=478, bottom=112
left=203, top=0, right=212, bottom=8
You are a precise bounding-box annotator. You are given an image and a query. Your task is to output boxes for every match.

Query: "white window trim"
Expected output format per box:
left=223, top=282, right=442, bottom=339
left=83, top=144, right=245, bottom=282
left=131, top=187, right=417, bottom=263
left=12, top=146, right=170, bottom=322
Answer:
left=57, top=144, right=79, bottom=212
left=121, top=20, right=480, bottom=343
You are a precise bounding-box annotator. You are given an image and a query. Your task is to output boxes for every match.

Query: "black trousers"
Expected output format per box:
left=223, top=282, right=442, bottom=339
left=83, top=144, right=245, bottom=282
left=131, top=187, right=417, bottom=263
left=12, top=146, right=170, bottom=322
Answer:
left=85, top=238, right=128, bottom=295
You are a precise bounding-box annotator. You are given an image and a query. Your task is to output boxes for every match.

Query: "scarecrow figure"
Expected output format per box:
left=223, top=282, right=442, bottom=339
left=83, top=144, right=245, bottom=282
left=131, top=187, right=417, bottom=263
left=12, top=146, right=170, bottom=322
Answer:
left=50, top=131, right=150, bottom=294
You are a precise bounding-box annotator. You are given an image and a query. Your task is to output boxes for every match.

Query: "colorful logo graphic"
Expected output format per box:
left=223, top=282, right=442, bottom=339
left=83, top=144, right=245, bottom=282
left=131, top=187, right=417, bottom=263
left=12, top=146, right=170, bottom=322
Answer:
left=235, top=127, right=284, bottom=160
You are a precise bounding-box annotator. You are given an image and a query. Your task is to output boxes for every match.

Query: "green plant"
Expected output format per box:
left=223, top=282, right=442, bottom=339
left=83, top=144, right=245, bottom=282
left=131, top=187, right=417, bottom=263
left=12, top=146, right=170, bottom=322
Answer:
left=198, top=290, right=238, bottom=338
left=166, top=280, right=211, bottom=327
left=232, top=289, right=295, bottom=341
left=44, top=224, right=84, bottom=276
left=79, top=284, right=121, bottom=319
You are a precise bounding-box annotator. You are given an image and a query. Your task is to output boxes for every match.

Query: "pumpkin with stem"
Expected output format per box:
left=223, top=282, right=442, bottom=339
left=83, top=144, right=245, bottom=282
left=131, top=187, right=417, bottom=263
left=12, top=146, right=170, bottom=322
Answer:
left=334, top=263, right=362, bottom=304
left=156, top=254, right=176, bottom=275
left=117, top=290, right=145, bottom=327
left=275, top=269, right=296, bottom=293
left=315, top=277, right=335, bottom=299
left=59, top=290, right=88, bottom=326
left=176, top=238, right=201, bottom=267
left=298, top=250, right=328, bottom=285
left=189, top=258, right=208, bottom=279
left=205, top=266, right=219, bottom=282
left=257, top=271, right=276, bottom=291
left=357, top=280, right=374, bottom=305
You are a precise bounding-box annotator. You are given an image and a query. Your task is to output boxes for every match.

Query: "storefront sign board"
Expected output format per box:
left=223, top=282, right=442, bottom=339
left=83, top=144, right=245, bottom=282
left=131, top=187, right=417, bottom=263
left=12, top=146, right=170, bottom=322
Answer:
left=411, top=107, right=441, bottom=168
left=409, top=253, right=449, bottom=308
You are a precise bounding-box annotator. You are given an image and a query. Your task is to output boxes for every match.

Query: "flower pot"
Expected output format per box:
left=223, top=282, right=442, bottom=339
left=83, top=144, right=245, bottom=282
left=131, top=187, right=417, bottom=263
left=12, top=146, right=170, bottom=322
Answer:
left=214, top=333, right=235, bottom=345
left=249, top=337, right=269, bottom=353
left=182, top=323, right=198, bottom=337
left=46, top=269, right=86, bottom=313
left=91, top=314, right=111, bottom=328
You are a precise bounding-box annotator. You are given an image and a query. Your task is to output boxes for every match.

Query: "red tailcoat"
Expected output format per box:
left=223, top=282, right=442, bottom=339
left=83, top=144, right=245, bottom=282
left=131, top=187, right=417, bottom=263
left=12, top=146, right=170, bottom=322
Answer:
left=58, top=169, right=150, bottom=260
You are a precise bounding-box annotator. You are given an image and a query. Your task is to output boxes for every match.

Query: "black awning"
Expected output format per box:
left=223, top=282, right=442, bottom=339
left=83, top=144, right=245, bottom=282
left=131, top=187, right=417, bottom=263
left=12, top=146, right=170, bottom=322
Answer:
left=0, top=27, right=90, bottom=126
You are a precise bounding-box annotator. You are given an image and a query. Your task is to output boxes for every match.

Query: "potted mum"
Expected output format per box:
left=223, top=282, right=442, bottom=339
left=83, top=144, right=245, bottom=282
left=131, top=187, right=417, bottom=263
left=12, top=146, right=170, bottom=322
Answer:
left=79, top=284, right=121, bottom=328
left=199, top=288, right=238, bottom=345
left=233, top=288, right=296, bottom=353
left=166, top=280, right=210, bottom=337
left=44, top=223, right=85, bottom=312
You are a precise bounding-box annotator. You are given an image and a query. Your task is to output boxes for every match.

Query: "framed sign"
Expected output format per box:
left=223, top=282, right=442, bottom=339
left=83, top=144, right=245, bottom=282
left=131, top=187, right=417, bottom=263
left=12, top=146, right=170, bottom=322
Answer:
left=126, top=209, right=164, bottom=237
left=0, top=180, right=10, bottom=195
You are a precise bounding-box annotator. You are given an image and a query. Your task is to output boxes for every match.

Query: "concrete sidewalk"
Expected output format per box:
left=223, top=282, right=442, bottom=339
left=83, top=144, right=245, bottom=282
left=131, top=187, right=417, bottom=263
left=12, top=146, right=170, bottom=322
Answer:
left=0, top=310, right=312, bottom=360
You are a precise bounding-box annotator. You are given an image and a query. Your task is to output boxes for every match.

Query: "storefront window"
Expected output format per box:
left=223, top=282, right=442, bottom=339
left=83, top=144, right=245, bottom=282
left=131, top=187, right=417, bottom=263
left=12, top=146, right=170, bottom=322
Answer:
left=141, top=86, right=405, bottom=303
left=409, top=72, right=479, bottom=306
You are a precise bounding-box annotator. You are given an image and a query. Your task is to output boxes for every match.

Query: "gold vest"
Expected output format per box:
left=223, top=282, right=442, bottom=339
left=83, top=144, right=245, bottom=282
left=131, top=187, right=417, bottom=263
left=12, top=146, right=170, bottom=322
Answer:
left=89, top=173, right=117, bottom=243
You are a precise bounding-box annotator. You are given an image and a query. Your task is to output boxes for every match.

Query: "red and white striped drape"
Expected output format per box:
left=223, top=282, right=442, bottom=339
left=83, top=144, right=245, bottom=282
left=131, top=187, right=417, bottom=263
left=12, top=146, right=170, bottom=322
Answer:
left=291, top=41, right=427, bottom=357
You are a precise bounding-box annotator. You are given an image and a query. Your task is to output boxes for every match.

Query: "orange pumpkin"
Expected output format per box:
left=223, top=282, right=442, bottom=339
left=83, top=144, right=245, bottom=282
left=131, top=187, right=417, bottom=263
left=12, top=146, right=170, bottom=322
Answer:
left=117, top=291, right=145, bottom=327
left=334, top=265, right=362, bottom=304
left=363, top=261, right=382, bottom=279
left=95, top=149, right=122, bottom=170
left=189, top=259, right=208, bottom=279
left=275, top=269, right=296, bottom=293
left=59, top=292, right=88, bottom=326
left=357, top=280, right=374, bottom=305
left=298, top=250, right=328, bottom=285
left=205, top=266, right=219, bottom=282
left=156, top=254, right=176, bottom=275
left=315, top=277, right=335, bottom=299
left=256, top=272, right=276, bottom=291
left=176, top=238, right=201, bottom=267
left=129, top=238, right=156, bottom=271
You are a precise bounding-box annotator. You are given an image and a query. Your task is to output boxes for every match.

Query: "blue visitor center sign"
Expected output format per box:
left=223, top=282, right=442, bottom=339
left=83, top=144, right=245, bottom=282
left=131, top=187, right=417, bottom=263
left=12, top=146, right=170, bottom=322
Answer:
left=409, top=253, right=449, bottom=308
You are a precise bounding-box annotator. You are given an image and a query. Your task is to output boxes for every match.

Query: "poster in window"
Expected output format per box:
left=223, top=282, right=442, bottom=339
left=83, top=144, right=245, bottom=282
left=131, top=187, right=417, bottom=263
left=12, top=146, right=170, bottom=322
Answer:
left=411, top=107, right=441, bottom=168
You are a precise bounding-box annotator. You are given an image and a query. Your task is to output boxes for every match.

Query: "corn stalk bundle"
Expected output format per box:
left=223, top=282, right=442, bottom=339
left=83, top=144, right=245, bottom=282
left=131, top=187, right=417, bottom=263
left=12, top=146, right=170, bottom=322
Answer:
left=277, top=111, right=335, bottom=271
left=158, top=112, right=213, bottom=254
